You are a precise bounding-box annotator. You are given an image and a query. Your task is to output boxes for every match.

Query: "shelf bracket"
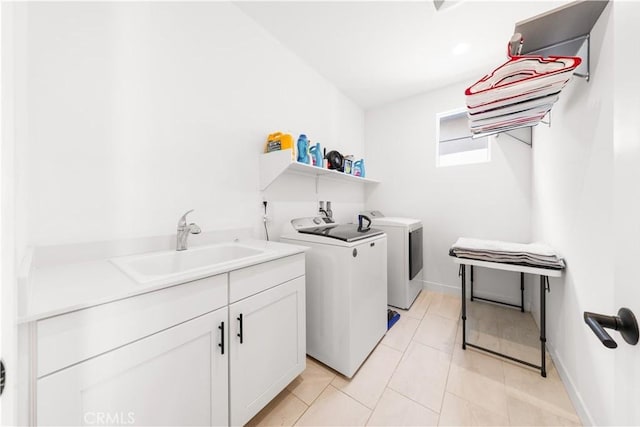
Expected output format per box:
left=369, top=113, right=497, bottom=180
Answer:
left=525, top=34, right=591, bottom=82
left=473, top=124, right=533, bottom=146
left=496, top=128, right=532, bottom=146
left=572, top=34, right=590, bottom=82
left=541, top=110, right=552, bottom=127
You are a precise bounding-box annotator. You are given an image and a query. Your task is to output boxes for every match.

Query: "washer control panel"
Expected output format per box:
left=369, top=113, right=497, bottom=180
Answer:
left=291, top=216, right=336, bottom=231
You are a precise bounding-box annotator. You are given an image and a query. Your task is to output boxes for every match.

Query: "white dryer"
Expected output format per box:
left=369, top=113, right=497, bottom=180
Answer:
left=360, top=211, right=423, bottom=309
left=281, top=217, right=387, bottom=378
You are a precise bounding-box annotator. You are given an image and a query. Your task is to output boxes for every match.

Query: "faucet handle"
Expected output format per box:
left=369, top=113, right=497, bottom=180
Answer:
left=178, top=209, right=195, bottom=226
left=189, top=223, right=202, bottom=234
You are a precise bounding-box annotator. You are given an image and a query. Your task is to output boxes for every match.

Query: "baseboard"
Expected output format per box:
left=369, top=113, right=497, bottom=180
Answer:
left=422, top=280, right=532, bottom=312
left=546, top=341, right=594, bottom=426
left=423, top=280, right=459, bottom=295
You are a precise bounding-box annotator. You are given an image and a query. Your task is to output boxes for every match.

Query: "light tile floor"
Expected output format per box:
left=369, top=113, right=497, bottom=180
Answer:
left=247, top=290, right=581, bottom=427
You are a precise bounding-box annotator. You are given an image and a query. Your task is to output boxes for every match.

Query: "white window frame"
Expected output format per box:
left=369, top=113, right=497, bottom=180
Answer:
left=436, top=108, right=491, bottom=168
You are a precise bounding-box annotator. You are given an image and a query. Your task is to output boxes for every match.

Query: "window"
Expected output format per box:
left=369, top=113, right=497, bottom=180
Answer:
left=436, top=109, right=490, bottom=167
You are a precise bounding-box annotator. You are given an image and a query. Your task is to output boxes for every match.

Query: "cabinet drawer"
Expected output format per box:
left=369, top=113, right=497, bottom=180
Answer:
left=37, top=273, right=227, bottom=378
left=229, top=254, right=304, bottom=303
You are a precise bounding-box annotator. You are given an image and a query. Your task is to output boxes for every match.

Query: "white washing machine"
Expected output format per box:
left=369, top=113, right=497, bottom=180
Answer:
left=281, top=216, right=387, bottom=378
left=360, top=211, right=423, bottom=309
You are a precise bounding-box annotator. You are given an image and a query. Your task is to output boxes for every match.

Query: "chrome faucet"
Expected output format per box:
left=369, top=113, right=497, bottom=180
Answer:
left=176, top=209, right=201, bottom=251
left=318, top=201, right=333, bottom=219
left=318, top=201, right=330, bottom=218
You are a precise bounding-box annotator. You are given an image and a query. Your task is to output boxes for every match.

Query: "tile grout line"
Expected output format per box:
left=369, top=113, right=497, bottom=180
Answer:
left=412, top=311, right=459, bottom=355
left=441, top=325, right=513, bottom=425
left=362, top=343, right=405, bottom=425
left=286, top=391, right=310, bottom=427
left=289, top=358, right=338, bottom=426
left=444, top=298, right=511, bottom=422
left=364, top=291, right=436, bottom=425
left=384, top=384, right=443, bottom=417
left=291, top=383, right=342, bottom=427
left=325, top=384, right=373, bottom=425
left=434, top=315, right=459, bottom=420
left=375, top=292, right=455, bottom=421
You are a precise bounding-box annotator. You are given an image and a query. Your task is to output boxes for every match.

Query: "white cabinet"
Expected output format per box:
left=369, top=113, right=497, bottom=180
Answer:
left=229, top=276, right=305, bottom=425
left=31, top=254, right=306, bottom=426
left=37, top=308, right=229, bottom=426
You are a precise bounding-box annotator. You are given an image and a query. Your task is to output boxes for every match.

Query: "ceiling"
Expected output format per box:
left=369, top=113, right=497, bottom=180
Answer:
left=235, top=1, right=570, bottom=109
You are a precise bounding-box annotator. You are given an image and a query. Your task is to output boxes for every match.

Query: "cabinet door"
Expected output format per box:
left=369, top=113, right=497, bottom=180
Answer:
left=37, top=308, right=228, bottom=426
left=229, top=276, right=305, bottom=426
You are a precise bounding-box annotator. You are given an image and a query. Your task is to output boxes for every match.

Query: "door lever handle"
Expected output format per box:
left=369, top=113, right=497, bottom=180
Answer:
left=584, top=308, right=639, bottom=349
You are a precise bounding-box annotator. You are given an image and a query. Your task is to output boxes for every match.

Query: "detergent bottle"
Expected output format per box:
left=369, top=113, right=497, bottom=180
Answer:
left=265, top=132, right=294, bottom=158
left=296, top=134, right=310, bottom=164
left=353, top=159, right=366, bottom=177
left=309, top=143, right=323, bottom=167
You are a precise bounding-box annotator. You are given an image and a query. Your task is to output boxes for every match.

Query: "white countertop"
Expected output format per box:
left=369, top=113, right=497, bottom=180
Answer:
left=20, top=238, right=308, bottom=323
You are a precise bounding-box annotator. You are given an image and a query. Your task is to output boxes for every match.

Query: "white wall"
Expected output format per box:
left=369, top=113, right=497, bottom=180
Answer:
left=530, top=4, right=614, bottom=425
left=16, top=2, right=365, bottom=248
left=1, top=2, right=19, bottom=424
left=613, top=3, right=640, bottom=425
left=364, top=82, right=532, bottom=303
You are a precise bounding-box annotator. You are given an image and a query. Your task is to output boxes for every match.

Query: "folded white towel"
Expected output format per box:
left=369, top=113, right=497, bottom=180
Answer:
left=451, top=238, right=561, bottom=257
left=450, top=238, right=565, bottom=269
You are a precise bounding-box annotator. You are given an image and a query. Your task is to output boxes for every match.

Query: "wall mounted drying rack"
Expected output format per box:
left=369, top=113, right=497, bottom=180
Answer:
left=468, top=0, right=609, bottom=146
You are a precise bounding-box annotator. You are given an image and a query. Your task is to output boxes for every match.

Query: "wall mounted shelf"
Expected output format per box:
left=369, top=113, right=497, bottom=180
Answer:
left=259, top=149, right=379, bottom=191
left=469, top=1, right=608, bottom=147
left=513, top=0, right=609, bottom=81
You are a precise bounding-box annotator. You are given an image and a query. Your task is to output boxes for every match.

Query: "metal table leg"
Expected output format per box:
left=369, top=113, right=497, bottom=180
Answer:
left=540, top=275, right=547, bottom=377
left=458, top=262, right=549, bottom=378
left=520, top=272, right=525, bottom=312
left=470, top=266, right=474, bottom=301
left=462, top=265, right=466, bottom=350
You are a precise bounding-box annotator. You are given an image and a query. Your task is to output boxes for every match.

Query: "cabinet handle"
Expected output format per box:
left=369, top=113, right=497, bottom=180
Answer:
left=237, top=313, right=244, bottom=344
left=218, top=321, right=225, bottom=355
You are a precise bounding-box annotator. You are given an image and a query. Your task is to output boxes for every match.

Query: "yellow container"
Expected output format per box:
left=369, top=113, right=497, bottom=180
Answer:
left=265, top=132, right=295, bottom=158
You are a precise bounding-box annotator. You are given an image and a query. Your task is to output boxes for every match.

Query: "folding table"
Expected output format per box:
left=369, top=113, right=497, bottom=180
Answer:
left=451, top=257, right=562, bottom=377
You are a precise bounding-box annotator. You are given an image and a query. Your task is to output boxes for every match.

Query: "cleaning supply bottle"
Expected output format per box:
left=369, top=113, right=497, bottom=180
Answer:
left=309, top=143, right=323, bottom=167
left=265, top=132, right=294, bottom=158
left=353, top=159, right=366, bottom=177
left=296, top=134, right=310, bottom=164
